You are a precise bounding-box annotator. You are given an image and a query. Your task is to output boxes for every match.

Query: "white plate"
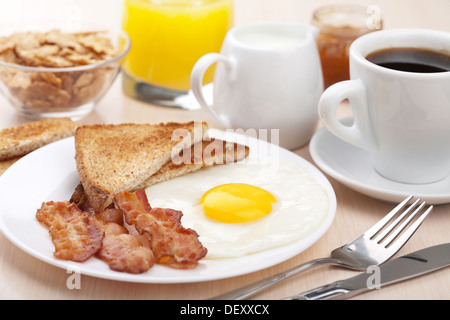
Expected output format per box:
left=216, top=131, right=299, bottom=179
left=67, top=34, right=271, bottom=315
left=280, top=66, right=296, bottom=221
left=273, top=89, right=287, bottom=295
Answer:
left=0, top=129, right=336, bottom=284
left=310, top=117, right=450, bottom=205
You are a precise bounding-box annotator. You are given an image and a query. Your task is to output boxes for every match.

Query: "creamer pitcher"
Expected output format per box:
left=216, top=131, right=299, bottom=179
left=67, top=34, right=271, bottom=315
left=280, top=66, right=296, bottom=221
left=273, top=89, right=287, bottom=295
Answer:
left=191, top=22, right=323, bottom=150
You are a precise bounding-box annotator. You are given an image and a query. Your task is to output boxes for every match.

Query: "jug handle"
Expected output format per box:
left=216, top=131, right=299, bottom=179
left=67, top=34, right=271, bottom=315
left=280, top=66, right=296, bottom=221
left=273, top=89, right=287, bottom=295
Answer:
left=191, top=53, right=233, bottom=128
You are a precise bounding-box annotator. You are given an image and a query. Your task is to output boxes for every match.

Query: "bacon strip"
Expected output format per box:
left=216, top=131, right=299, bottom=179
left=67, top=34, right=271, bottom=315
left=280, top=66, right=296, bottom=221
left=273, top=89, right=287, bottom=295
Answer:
left=84, top=195, right=155, bottom=274
left=115, top=190, right=207, bottom=269
left=36, top=201, right=103, bottom=262
left=113, top=189, right=151, bottom=225
left=70, top=184, right=155, bottom=273
left=77, top=188, right=155, bottom=274
left=96, top=222, right=155, bottom=274
left=37, top=188, right=205, bottom=271
left=135, top=207, right=208, bottom=269
left=92, top=207, right=125, bottom=227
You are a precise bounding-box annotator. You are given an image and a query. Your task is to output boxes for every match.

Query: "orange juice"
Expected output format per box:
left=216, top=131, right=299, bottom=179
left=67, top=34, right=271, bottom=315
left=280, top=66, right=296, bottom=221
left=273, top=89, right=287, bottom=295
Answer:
left=122, top=0, right=233, bottom=92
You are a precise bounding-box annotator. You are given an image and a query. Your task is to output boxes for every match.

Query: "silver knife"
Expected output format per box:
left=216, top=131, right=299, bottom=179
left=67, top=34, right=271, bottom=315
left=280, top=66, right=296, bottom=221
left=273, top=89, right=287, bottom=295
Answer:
left=284, top=243, right=450, bottom=300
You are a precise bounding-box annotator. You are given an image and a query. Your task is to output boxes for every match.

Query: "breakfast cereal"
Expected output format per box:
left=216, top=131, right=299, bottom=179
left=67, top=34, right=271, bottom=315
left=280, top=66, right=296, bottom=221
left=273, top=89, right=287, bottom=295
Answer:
left=0, top=30, right=118, bottom=112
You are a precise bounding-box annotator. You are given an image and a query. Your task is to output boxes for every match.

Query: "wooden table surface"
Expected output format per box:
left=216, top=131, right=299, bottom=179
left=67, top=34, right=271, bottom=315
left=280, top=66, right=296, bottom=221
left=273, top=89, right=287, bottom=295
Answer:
left=1, top=0, right=450, bottom=301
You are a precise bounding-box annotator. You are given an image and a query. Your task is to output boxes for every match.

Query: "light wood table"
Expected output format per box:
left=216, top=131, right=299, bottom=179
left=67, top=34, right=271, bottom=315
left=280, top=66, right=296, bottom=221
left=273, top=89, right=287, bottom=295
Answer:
left=1, top=0, right=450, bottom=300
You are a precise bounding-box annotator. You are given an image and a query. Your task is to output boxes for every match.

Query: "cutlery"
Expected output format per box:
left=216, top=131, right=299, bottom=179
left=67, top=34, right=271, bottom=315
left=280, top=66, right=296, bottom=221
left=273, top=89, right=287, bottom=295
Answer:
left=284, top=242, right=450, bottom=300
left=210, top=195, right=432, bottom=300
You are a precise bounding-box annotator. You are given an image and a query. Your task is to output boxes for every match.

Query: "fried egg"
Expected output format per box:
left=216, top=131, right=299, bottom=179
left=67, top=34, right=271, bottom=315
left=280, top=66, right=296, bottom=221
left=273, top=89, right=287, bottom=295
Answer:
left=145, top=160, right=330, bottom=259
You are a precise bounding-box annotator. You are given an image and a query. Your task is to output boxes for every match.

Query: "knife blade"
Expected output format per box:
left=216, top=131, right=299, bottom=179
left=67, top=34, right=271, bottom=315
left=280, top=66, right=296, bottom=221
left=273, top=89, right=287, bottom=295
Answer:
left=284, top=243, right=450, bottom=300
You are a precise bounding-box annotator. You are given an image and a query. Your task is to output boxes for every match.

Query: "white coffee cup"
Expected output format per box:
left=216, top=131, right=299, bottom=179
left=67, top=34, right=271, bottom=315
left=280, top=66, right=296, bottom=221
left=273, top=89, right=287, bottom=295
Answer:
left=190, top=22, right=323, bottom=150
left=319, top=28, right=450, bottom=184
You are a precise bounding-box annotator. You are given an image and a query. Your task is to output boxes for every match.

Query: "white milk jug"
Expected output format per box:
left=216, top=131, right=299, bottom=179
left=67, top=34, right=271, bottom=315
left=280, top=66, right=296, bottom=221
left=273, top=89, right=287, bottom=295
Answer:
left=190, top=22, right=323, bottom=150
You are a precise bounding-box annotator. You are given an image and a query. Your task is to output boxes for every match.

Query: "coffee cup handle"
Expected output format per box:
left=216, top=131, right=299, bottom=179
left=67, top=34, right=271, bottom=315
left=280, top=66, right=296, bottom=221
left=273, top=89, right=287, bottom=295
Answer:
left=191, top=53, right=233, bottom=128
left=319, top=79, right=378, bottom=152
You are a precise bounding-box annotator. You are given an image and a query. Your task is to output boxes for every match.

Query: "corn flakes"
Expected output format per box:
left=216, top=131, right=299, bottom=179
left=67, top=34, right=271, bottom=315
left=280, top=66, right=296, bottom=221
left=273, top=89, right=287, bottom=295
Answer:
left=0, top=30, right=118, bottom=113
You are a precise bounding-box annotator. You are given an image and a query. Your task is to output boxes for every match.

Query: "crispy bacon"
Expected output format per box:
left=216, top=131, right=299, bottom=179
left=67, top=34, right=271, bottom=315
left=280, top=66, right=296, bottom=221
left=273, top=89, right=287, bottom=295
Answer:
left=37, top=187, right=205, bottom=272
left=136, top=207, right=208, bottom=269
left=79, top=194, right=155, bottom=274
left=70, top=183, right=121, bottom=214
left=70, top=183, right=92, bottom=212
left=36, top=201, right=103, bottom=262
left=92, top=207, right=125, bottom=227
left=115, top=190, right=207, bottom=269
left=114, top=189, right=151, bottom=225
left=96, top=222, right=155, bottom=274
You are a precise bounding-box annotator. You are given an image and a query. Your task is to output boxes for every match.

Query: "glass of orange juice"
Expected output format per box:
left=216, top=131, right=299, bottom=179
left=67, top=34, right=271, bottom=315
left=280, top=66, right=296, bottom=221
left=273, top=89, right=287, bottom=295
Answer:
left=122, top=0, right=234, bottom=109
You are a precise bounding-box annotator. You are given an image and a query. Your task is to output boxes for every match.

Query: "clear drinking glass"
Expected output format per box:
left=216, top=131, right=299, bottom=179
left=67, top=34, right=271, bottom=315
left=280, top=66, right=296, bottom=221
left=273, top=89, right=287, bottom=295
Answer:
left=121, top=0, right=234, bottom=109
left=312, top=4, right=383, bottom=89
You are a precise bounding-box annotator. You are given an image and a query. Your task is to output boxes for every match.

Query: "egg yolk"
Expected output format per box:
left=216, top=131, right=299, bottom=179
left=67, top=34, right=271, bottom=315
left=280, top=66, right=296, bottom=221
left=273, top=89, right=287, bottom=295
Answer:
left=199, top=183, right=276, bottom=223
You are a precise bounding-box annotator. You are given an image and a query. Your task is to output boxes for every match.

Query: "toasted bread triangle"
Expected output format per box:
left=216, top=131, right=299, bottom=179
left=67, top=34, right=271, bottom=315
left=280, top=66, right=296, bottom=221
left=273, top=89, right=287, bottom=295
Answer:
left=0, top=117, right=78, bottom=161
left=74, top=121, right=207, bottom=212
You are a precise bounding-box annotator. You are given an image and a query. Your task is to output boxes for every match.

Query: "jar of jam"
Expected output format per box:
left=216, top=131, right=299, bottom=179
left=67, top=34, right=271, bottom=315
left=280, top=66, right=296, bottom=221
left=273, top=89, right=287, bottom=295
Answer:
left=312, top=4, right=383, bottom=89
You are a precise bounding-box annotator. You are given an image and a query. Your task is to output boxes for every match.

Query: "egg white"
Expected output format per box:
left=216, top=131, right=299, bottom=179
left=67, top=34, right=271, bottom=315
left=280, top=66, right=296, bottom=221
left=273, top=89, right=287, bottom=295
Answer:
left=145, top=160, right=330, bottom=259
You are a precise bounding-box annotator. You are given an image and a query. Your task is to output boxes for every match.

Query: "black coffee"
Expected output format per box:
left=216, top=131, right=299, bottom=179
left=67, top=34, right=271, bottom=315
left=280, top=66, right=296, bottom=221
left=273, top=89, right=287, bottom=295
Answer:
left=366, top=48, right=450, bottom=73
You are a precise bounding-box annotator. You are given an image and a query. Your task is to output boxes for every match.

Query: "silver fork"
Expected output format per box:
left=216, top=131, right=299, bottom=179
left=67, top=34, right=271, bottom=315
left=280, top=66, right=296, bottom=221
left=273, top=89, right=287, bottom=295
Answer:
left=210, top=195, right=433, bottom=300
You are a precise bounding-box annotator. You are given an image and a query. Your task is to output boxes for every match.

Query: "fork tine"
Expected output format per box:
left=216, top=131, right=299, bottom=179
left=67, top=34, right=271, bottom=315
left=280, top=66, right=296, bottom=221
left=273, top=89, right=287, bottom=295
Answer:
left=384, top=204, right=433, bottom=254
left=380, top=201, right=426, bottom=246
left=364, top=195, right=413, bottom=238
left=372, top=198, right=421, bottom=243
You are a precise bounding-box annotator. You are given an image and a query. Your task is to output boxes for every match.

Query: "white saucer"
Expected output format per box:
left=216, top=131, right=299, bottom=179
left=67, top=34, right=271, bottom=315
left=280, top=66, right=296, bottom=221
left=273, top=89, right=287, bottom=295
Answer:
left=309, top=117, right=450, bottom=205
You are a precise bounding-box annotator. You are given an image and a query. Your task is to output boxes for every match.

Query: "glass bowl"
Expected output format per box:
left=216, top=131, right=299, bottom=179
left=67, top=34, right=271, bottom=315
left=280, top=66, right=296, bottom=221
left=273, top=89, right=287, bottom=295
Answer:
left=0, top=23, right=130, bottom=120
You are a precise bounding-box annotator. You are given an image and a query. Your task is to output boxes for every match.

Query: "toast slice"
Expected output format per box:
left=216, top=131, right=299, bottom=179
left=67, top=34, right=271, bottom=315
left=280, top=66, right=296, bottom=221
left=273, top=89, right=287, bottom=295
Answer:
left=74, top=121, right=207, bottom=212
left=0, top=157, right=20, bottom=176
left=0, top=118, right=78, bottom=161
left=135, top=138, right=250, bottom=189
